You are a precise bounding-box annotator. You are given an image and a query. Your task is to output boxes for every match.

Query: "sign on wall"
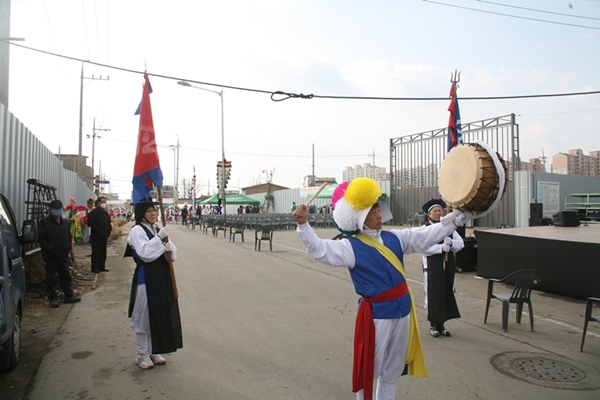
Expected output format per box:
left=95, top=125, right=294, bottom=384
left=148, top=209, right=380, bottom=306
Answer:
left=537, top=181, right=560, bottom=218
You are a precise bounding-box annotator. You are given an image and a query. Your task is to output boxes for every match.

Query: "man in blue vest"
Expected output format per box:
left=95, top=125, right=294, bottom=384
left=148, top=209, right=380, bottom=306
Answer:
left=293, top=178, right=473, bottom=400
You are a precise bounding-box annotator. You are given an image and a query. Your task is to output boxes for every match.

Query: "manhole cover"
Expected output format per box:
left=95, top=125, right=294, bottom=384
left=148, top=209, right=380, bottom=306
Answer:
left=491, top=352, right=600, bottom=390
left=512, top=358, right=584, bottom=382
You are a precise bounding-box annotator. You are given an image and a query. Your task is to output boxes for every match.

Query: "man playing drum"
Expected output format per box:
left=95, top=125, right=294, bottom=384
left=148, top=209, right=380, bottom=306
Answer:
left=293, top=178, right=474, bottom=400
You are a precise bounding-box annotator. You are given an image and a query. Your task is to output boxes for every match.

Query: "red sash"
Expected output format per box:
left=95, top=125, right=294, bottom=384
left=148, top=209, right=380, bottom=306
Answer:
left=352, top=282, right=408, bottom=400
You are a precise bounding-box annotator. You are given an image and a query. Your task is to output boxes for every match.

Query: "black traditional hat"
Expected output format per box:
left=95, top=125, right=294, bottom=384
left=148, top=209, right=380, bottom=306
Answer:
left=133, top=197, right=160, bottom=225
left=422, top=198, right=446, bottom=214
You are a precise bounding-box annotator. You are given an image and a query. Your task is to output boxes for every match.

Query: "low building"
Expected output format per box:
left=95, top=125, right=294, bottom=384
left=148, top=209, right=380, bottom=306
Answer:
left=242, top=183, right=289, bottom=195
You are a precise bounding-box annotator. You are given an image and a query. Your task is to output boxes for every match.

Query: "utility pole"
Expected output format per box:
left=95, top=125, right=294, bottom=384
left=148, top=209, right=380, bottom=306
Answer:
left=367, top=148, right=376, bottom=179
left=78, top=63, right=109, bottom=182
left=539, top=149, right=547, bottom=172
left=168, top=135, right=180, bottom=204
left=87, top=118, right=110, bottom=180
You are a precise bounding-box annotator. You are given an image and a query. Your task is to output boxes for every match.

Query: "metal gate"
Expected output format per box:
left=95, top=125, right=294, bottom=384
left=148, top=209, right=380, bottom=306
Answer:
left=389, top=114, right=519, bottom=227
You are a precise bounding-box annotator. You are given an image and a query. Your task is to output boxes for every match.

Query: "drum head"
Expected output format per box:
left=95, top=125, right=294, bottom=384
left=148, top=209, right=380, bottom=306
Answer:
left=438, top=144, right=483, bottom=208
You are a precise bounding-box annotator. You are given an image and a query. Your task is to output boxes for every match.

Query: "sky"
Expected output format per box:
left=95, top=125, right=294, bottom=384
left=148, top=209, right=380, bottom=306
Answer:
left=6, top=0, right=600, bottom=200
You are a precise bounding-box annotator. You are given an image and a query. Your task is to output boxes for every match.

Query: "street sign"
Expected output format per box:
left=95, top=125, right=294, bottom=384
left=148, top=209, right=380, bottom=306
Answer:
left=95, top=179, right=110, bottom=184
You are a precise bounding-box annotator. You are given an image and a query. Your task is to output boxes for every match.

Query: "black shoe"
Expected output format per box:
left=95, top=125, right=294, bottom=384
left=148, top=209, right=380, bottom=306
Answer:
left=92, top=269, right=100, bottom=273
left=100, top=269, right=110, bottom=272
left=64, top=296, right=81, bottom=304
left=430, top=327, right=440, bottom=337
left=49, top=299, right=59, bottom=308
left=437, top=323, right=451, bottom=337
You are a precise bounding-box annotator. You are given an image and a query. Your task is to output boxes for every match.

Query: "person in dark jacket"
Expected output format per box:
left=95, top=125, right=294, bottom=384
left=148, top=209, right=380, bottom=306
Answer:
left=87, top=196, right=113, bottom=273
left=37, top=199, right=82, bottom=308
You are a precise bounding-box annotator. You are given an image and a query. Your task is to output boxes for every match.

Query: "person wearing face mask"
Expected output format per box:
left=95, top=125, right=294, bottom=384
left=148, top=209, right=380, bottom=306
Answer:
left=86, top=196, right=113, bottom=273
left=125, top=197, right=182, bottom=370
left=293, top=178, right=476, bottom=400
left=420, top=199, right=464, bottom=338
left=37, top=199, right=82, bottom=308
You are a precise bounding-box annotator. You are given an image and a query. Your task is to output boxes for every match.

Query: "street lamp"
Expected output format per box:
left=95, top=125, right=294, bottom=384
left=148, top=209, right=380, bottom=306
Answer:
left=177, top=80, right=226, bottom=222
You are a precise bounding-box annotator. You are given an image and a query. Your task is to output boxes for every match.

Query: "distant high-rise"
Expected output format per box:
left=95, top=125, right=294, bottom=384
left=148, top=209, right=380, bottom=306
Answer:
left=552, top=149, right=599, bottom=176
left=343, top=163, right=389, bottom=182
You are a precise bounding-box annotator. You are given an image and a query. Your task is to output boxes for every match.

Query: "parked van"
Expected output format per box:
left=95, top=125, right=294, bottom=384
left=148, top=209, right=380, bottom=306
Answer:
left=0, top=191, right=36, bottom=371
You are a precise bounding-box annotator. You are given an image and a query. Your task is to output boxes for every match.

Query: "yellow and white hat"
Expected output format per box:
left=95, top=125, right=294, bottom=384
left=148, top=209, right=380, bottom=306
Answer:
left=332, top=178, right=392, bottom=233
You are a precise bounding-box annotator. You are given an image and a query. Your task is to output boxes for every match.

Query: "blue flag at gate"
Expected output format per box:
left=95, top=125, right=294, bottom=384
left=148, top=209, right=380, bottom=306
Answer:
left=132, top=74, right=163, bottom=203
left=447, top=82, right=463, bottom=152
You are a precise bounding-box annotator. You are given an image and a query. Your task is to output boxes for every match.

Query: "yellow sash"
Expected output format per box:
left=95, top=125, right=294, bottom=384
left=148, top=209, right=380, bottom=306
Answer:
left=355, top=234, right=428, bottom=378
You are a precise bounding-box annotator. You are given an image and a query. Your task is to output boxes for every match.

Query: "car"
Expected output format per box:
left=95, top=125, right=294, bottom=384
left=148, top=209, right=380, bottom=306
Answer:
left=0, top=191, right=36, bottom=372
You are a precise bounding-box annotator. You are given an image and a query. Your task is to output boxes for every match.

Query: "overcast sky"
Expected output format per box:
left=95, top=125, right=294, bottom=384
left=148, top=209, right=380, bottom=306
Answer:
left=7, top=0, right=600, bottom=199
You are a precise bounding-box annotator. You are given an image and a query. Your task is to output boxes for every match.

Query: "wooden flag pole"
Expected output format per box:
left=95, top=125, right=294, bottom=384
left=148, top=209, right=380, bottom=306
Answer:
left=303, top=182, right=329, bottom=208
left=157, top=186, right=179, bottom=299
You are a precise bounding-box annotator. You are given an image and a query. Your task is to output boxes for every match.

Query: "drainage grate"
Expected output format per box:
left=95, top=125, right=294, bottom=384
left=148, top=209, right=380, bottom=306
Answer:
left=491, top=352, right=600, bottom=390
left=512, top=357, right=584, bottom=382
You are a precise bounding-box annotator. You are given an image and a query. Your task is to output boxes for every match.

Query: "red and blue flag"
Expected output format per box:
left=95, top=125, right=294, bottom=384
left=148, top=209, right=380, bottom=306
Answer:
left=132, top=74, right=163, bottom=203
left=447, top=82, right=463, bottom=152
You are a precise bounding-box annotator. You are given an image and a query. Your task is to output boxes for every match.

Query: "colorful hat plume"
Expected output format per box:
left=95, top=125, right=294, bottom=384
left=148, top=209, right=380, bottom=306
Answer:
left=332, top=178, right=392, bottom=233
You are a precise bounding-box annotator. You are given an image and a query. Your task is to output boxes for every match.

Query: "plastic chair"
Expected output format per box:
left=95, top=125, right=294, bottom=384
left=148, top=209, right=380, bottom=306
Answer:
left=483, top=269, right=540, bottom=332
left=255, top=225, right=274, bottom=251
left=213, top=220, right=227, bottom=238
left=580, top=297, right=600, bottom=352
left=201, top=219, right=212, bottom=234
left=229, top=222, right=245, bottom=243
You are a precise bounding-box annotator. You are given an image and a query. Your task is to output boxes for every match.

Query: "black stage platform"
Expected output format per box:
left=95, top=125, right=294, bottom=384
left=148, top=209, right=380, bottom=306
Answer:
left=476, top=224, right=600, bottom=299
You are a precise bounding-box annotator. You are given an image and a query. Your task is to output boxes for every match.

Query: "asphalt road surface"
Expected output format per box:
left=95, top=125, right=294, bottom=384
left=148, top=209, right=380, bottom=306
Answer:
left=18, top=222, right=600, bottom=399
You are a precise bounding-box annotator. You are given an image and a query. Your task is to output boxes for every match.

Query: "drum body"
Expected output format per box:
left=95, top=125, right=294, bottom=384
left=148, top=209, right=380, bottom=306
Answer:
left=438, top=143, right=507, bottom=211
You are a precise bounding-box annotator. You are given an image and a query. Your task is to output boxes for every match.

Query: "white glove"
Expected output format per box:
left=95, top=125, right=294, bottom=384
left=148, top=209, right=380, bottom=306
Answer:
left=456, top=209, right=477, bottom=226
left=157, top=226, right=170, bottom=240
left=443, top=237, right=453, bottom=247
left=442, top=243, right=451, bottom=253
left=441, top=210, right=463, bottom=226
left=164, top=241, right=175, bottom=252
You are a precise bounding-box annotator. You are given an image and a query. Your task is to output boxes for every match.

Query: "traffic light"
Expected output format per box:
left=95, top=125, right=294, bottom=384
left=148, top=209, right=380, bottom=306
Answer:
left=216, top=160, right=232, bottom=189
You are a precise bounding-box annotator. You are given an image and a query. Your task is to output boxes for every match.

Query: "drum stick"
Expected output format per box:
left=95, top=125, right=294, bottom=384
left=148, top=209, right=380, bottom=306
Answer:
left=304, top=182, right=329, bottom=208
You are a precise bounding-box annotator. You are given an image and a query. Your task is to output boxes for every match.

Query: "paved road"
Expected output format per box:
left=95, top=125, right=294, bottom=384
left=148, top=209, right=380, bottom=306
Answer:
left=26, top=222, right=600, bottom=399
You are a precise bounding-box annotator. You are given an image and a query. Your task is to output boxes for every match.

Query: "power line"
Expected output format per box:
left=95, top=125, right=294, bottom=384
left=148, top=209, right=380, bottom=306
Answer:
left=477, top=0, right=600, bottom=21
left=518, top=106, right=600, bottom=116
left=80, top=0, right=91, bottom=60
left=3, top=39, right=600, bottom=102
left=423, top=0, right=600, bottom=30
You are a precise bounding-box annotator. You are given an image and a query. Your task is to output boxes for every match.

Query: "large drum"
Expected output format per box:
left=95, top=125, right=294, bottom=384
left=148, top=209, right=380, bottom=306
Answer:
left=438, top=143, right=507, bottom=212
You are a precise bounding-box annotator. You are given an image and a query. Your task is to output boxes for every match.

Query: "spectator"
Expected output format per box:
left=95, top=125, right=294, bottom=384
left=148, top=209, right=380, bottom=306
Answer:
left=37, top=199, right=82, bottom=308
left=87, top=197, right=113, bottom=273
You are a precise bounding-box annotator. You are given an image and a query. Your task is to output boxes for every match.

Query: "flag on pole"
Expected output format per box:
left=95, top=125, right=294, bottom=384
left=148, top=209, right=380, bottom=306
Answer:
left=132, top=74, right=163, bottom=203
left=447, top=82, right=463, bottom=152
left=134, top=78, right=153, bottom=115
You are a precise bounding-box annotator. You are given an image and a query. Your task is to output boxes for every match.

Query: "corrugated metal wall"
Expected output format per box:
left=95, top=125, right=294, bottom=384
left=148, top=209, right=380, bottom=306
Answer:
left=514, top=170, right=600, bottom=227
left=0, top=103, right=95, bottom=224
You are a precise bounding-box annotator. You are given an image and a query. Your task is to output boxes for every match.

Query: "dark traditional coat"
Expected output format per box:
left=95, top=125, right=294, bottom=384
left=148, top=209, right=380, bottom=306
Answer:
left=424, top=222, right=461, bottom=324
left=126, top=225, right=183, bottom=354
